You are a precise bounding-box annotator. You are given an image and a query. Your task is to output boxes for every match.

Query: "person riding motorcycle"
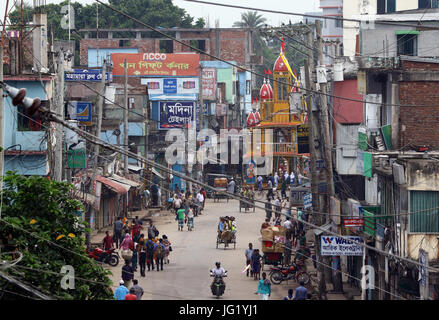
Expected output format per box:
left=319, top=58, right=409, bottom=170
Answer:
left=210, top=262, right=227, bottom=296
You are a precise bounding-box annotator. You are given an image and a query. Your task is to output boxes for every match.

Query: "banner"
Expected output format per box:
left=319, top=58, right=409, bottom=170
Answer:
left=141, top=78, right=199, bottom=95
left=201, top=68, right=216, bottom=100
left=159, top=101, right=195, bottom=129
left=321, top=236, right=364, bottom=256
left=111, top=53, right=199, bottom=76
left=65, top=69, right=112, bottom=82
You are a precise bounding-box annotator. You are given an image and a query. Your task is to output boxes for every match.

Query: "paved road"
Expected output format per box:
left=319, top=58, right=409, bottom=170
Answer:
left=107, top=198, right=296, bottom=300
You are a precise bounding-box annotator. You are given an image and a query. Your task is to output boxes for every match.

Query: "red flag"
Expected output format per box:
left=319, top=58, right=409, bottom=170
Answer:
left=293, top=69, right=297, bottom=76
left=264, top=69, right=268, bottom=75
left=267, top=69, right=272, bottom=75
left=281, top=37, right=285, bottom=53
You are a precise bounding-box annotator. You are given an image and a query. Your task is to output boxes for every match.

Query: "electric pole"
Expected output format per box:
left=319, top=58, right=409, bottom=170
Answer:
left=316, top=19, right=340, bottom=293
left=0, top=45, right=4, bottom=189
left=86, top=61, right=106, bottom=245
left=305, top=26, right=327, bottom=299
left=53, top=50, right=65, bottom=182
left=124, top=59, right=129, bottom=176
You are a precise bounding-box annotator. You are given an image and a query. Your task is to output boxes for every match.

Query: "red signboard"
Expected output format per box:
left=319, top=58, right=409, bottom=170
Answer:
left=344, top=218, right=364, bottom=227
left=111, top=53, right=199, bottom=77
left=201, top=67, right=216, bottom=100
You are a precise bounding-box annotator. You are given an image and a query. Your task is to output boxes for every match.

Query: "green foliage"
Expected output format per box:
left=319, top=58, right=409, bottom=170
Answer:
left=9, top=0, right=205, bottom=41
left=0, top=172, right=113, bottom=300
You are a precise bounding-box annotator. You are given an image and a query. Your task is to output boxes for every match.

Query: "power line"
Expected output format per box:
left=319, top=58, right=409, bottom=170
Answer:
left=181, top=0, right=439, bottom=30
left=29, top=108, right=439, bottom=273
left=93, top=0, right=434, bottom=109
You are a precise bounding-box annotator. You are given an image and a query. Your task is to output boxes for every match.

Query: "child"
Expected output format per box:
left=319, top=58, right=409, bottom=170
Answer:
left=251, top=249, right=262, bottom=280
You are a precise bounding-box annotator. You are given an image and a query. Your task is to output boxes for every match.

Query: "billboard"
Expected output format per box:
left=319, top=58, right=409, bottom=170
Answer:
left=141, top=78, right=199, bottom=95
left=321, top=236, right=364, bottom=256
left=201, top=68, right=216, bottom=100
left=111, top=53, right=199, bottom=77
left=159, top=101, right=195, bottom=130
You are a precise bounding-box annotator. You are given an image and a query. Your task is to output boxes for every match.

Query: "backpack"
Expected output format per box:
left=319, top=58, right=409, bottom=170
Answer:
left=155, top=244, right=164, bottom=258
left=146, top=240, right=154, bottom=254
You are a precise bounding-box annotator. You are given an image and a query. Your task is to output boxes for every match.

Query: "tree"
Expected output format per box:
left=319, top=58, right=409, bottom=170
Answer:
left=0, top=172, right=113, bottom=300
left=233, top=11, right=267, bottom=54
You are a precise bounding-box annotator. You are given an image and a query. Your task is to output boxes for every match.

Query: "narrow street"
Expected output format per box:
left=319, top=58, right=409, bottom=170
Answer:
left=106, top=198, right=297, bottom=300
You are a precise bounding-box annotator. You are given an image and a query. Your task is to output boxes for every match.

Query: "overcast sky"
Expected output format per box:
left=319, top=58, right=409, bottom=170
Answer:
left=1, top=0, right=320, bottom=29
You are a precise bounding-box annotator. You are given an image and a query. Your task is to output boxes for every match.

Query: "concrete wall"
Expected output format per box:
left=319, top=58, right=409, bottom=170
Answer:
left=406, top=160, right=439, bottom=191
left=408, top=234, right=439, bottom=260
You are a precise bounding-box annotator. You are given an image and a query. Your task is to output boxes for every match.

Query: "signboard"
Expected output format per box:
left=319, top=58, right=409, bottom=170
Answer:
left=65, top=69, right=112, bottom=82
left=141, top=78, right=199, bottom=95
left=75, top=102, right=92, bottom=122
left=290, top=187, right=310, bottom=207
left=201, top=68, right=217, bottom=100
left=246, top=160, right=257, bottom=185
left=297, top=124, right=309, bottom=154
left=344, top=218, right=364, bottom=227
left=159, top=101, right=195, bottom=129
left=303, top=193, right=312, bottom=209
left=67, top=149, right=86, bottom=169
left=321, top=236, right=364, bottom=256
left=111, top=53, right=199, bottom=76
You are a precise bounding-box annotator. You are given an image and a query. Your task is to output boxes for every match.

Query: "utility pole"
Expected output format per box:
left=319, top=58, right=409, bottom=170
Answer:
left=0, top=45, right=4, bottom=190
left=124, top=59, right=129, bottom=176
left=304, top=26, right=327, bottom=300
left=53, top=50, right=65, bottom=182
left=87, top=61, right=106, bottom=245
left=316, top=19, right=340, bottom=293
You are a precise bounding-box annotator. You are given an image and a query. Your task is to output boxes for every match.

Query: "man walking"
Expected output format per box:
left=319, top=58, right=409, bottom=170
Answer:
left=137, top=239, right=147, bottom=277
left=113, top=280, right=129, bottom=300
left=294, top=281, right=308, bottom=300
left=102, top=231, right=114, bottom=251
left=265, top=198, right=272, bottom=221
left=113, top=217, right=124, bottom=249
left=131, top=279, right=144, bottom=300
left=228, top=178, right=236, bottom=195
left=267, top=176, right=274, bottom=200
left=146, top=236, right=155, bottom=271
left=121, top=260, right=134, bottom=289
left=256, top=272, right=271, bottom=300
left=124, top=287, right=138, bottom=300
left=154, top=239, right=166, bottom=271
left=244, top=243, right=254, bottom=277
left=177, top=207, right=186, bottom=231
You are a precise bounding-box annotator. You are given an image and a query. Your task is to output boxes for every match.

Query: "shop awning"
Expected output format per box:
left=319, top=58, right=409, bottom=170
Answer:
left=71, top=190, right=97, bottom=206
left=107, top=174, right=141, bottom=188
left=96, top=175, right=129, bottom=195
left=128, top=165, right=143, bottom=172
left=152, top=167, right=165, bottom=180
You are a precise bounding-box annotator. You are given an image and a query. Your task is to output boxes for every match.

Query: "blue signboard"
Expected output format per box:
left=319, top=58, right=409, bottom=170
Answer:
left=65, top=69, right=112, bottom=82
left=304, top=193, right=312, bottom=209
left=245, top=160, right=257, bottom=185
left=159, top=101, right=195, bottom=129
left=163, top=78, right=178, bottom=94
left=76, top=102, right=92, bottom=122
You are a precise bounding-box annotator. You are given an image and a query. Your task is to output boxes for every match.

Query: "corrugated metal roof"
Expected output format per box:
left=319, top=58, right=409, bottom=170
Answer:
left=107, top=174, right=141, bottom=188
left=96, top=175, right=129, bottom=195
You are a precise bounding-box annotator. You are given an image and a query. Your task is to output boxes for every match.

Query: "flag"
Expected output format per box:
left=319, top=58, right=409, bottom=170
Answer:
left=281, top=36, right=285, bottom=53
left=264, top=69, right=268, bottom=75
left=267, top=69, right=272, bottom=75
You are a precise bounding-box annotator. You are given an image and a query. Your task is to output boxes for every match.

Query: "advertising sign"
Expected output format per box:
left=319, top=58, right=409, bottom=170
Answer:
left=141, top=78, right=199, bottom=95
left=321, top=236, right=364, bottom=256
left=75, top=102, right=92, bottom=122
left=159, top=101, right=195, bottom=129
left=290, top=186, right=310, bottom=207
left=201, top=68, right=216, bottom=100
left=344, top=218, right=364, bottom=227
left=111, top=53, right=199, bottom=76
left=304, top=193, right=312, bottom=209
left=65, top=69, right=112, bottom=82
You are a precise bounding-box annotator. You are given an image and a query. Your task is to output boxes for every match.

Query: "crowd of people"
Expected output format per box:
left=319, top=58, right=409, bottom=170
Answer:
left=102, top=216, right=172, bottom=300
left=168, top=187, right=206, bottom=231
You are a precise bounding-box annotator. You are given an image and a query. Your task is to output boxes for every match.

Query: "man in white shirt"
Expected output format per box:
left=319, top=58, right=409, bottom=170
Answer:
left=197, top=191, right=204, bottom=214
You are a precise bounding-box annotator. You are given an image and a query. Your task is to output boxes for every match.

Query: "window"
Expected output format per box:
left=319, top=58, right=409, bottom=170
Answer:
left=397, top=34, right=418, bottom=56
left=119, top=40, right=130, bottom=47
left=17, top=101, right=47, bottom=131
left=159, top=40, right=173, bottom=53
left=419, top=0, right=439, bottom=8
left=128, top=97, right=135, bottom=109
left=217, top=83, right=226, bottom=103
left=377, top=0, right=396, bottom=14
left=335, top=18, right=343, bottom=28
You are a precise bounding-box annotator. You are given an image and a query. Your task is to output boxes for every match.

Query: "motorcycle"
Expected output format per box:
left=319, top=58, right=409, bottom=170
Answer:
left=210, top=270, right=227, bottom=298
left=86, top=246, right=120, bottom=267
left=269, top=263, right=310, bottom=285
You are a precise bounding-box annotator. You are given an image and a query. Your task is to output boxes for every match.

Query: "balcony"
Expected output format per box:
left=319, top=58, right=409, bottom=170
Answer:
left=245, top=142, right=296, bottom=158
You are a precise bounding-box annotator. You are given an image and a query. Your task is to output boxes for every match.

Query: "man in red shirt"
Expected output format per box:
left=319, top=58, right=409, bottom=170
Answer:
left=201, top=188, right=207, bottom=209
left=103, top=231, right=114, bottom=250
left=124, top=288, right=138, bottom=300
